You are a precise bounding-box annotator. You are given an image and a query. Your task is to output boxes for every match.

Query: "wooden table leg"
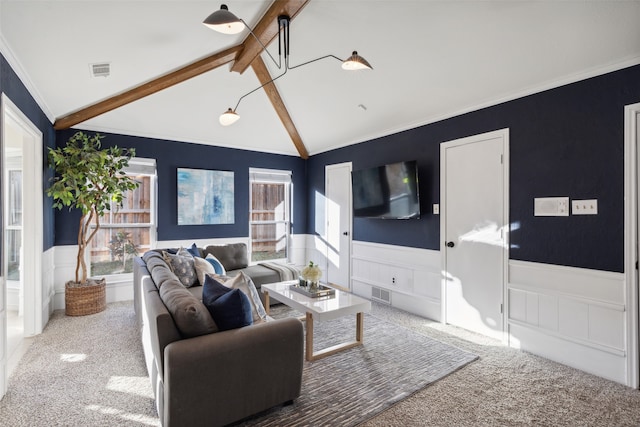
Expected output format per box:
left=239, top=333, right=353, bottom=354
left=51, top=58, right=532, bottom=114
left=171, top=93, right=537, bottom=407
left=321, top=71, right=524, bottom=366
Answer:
left=307, top=312, right=365, bottom=362
left=264, top=291, right=270, bottom=315
left=305, top=312, right=314, bottom=361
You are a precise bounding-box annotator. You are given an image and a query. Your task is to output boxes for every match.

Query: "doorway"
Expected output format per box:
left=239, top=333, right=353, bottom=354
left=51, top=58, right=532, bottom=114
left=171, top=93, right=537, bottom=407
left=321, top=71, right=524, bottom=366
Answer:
left=624, top=102, right=640, bottom=388
left=325, top=162, right=352, bottom=290
left=1, top=94, right=43, bottom=398
left=440, top=129, right=509, bottom=341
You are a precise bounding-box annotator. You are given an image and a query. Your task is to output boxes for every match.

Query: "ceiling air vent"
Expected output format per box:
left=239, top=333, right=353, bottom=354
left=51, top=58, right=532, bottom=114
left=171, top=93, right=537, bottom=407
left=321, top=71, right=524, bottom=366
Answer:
left=90, top=62, right=110, bottom=78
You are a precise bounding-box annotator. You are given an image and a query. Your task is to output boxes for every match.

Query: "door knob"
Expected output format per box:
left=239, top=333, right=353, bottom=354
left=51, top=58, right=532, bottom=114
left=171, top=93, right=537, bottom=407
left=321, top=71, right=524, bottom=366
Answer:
left=446, top=241, right=455, bottom=248
left=343, top=231, right=349, bottom=236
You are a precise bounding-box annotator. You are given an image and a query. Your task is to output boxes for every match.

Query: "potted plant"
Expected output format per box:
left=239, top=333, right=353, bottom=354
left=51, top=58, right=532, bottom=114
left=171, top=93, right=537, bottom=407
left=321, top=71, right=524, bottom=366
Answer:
left=301, top=261, right=322, bottom=291
left=47, top=131, right=139, bottom=316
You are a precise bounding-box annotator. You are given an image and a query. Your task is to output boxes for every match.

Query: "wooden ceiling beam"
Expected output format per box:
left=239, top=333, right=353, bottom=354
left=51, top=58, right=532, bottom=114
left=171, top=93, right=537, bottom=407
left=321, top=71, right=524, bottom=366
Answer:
left=54, top=46, right=242, bottom=130
left=251, top=55, right=308, bottom=159
left=231, top=0, right=310, bottom=74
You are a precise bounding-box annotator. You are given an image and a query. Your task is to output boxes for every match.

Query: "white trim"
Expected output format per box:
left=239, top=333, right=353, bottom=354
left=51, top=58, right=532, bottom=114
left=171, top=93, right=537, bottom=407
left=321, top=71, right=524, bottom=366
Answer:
left=509, top=319, right=626, bottom=358
left=0, top=34, right=55, bottom=123
left=2, top=94, right=44, bottom=336
left=508, top=282, right=625, bottom=313
left=248, top=167, right=292, bottom=264
left=440, top=128, right=510, bottom=342
left=624, top=102, right=640, bottom=388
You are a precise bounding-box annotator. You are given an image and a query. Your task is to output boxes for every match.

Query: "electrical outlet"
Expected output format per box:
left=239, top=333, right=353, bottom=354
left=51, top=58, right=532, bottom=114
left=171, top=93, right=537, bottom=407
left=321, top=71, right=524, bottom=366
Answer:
left=572, top=199, right=598, bottom=215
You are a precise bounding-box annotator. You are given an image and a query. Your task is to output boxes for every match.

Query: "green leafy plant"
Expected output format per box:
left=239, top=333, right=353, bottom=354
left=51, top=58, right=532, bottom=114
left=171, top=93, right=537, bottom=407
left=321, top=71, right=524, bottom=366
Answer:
left=109, top=230, right=140, bottom=271
left=47, top=131, right=139, bottom=284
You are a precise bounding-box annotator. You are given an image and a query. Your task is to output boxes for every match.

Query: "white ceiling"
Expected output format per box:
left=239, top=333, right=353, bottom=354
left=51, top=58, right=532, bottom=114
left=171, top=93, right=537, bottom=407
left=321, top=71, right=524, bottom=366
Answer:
left=1, top=1, right=639, bottom=157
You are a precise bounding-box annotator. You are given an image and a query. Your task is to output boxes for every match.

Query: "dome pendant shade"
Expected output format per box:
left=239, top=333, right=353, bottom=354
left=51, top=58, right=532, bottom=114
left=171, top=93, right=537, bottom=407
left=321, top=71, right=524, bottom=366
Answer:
left=219, top=108, right=240, bottom=126
left=203, top=4, right=245, bottom=34
left=342, top=51, right=373, bottom=70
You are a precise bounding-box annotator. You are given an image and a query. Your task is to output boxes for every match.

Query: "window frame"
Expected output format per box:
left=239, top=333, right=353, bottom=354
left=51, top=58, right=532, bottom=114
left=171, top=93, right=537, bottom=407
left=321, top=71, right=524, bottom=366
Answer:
left=87, top=157, right=157, bottom=281
left=249, top=168, right=292, bottom=264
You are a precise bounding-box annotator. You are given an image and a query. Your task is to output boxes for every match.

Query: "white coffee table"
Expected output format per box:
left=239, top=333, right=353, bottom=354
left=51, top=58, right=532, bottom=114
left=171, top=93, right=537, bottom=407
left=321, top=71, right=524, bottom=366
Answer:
left=262, top=281, right=372, bottom=361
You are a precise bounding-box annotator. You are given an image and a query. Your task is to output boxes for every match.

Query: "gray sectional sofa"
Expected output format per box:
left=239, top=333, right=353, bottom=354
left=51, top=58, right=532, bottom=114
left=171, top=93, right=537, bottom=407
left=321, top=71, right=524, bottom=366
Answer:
left=133, top=243, right=304, bottom=427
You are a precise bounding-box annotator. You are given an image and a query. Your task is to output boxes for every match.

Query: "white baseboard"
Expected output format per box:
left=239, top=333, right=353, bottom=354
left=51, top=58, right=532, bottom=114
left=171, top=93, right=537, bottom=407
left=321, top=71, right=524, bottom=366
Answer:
left=509, top=322, right=626, bottom=383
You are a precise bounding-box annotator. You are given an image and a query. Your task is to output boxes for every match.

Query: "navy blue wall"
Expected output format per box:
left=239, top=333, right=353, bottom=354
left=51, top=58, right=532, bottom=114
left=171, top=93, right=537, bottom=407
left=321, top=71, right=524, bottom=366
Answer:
left=54, top=130, right=307, bottom=245
left=4, top=50, right=639, bottom=273
left=0, top=54, right=56, bottom=250
left=308, top=65, right=640, bottom=273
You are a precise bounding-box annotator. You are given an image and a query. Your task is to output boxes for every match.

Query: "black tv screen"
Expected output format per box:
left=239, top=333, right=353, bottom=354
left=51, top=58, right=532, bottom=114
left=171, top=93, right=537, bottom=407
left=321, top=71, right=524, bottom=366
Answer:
left=352, top=160, right=420, bottom=219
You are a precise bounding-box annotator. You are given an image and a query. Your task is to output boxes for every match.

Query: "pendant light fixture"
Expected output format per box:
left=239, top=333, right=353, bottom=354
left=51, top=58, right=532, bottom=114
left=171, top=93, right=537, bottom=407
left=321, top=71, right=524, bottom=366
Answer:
left=203, top=4, right=373, bottom=126
left=202, top=4, right=244, bottom=34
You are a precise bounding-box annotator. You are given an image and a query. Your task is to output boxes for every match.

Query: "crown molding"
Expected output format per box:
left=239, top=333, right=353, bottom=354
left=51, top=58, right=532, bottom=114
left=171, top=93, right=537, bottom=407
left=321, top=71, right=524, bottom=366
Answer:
left=0, top=32, right=56, bottom=123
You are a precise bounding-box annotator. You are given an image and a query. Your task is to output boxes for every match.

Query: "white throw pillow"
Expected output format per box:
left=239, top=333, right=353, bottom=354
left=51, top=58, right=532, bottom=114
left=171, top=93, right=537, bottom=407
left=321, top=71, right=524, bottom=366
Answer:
left=193, top=256, right=215, bottom=286
left=205, top=253, right=226, bottom=275
left=213, top=272, right=267, bottom=323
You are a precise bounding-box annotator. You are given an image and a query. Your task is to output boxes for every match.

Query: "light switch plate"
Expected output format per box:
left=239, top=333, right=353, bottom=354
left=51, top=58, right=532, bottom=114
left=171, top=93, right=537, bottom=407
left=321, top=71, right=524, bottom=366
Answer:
left=534, top=197, right=569, bottom=216
left=572, top=199, right=598, bottom=215
left=433, top=204, right=439, bottom=215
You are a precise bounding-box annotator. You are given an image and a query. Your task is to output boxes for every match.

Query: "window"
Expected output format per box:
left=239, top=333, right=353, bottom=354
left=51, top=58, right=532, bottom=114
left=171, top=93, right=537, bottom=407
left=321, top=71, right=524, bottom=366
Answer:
left=89, top=158, right=156, bottom=277
left=6, top=169, right=22, bottom=281
left=249, top=168, right=292, bottom=263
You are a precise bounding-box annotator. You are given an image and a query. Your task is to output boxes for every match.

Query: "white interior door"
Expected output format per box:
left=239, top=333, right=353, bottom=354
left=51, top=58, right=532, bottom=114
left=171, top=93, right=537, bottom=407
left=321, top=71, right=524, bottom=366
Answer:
left=325, top=163, right=352, bottom=290
left=441, top=129, right=509, bottom=341
left=625, top=103, right=640, bottom=388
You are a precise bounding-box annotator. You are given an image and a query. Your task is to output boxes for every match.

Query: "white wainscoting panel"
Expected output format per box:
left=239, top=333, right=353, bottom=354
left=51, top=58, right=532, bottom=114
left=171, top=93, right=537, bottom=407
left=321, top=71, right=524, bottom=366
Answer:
left=6, top=283, right=19, bottom=312
left=156, top=237, right=249, bottom=250
left=41, top=247, right=55, bottom=328
left=289, top=234, right=308, bottom=268
left=351, top=241, right=441, bottom=320
left=508, top=260, right=627, bottom=384
left=53, top=245, right=136, bottom=309
left=51, top=235, right=309, bottom=311
left=53, top=245, right=76, bottom=310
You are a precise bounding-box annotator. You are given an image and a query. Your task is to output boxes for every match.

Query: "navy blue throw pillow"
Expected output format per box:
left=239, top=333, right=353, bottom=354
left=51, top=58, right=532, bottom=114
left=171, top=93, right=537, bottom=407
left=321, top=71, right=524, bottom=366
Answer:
left=186, top=243, right=201, bottom=258
left=203, top=275, right=253, bottom=331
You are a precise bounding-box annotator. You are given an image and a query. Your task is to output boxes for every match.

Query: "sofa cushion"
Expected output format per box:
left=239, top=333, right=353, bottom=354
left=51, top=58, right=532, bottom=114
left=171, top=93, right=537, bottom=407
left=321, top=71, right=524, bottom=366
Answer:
left=143, top=251, right=173, bottom=290
left=193, top=256, right=215, bottom=286
left=204, top=243, right=248, bottom=271
left=163, top=250, right=197, bottom=288
left=215, top=272, right=267, bottom=324
left=158, top=277, right=218, bottom=337
left=202, top=275, right=253, bottom=331
left=205, top=254, right=226, bottom=275
left=228, top=265, right=281, bottom=287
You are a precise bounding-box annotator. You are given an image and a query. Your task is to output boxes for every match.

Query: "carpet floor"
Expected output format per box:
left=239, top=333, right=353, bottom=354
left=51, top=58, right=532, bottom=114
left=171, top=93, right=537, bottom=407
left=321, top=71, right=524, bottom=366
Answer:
left=2, top=301, right=640, bottom=426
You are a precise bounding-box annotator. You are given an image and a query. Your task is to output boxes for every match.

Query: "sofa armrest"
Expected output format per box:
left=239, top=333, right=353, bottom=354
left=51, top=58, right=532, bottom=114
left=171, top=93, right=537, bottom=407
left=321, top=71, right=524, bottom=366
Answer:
left=163, top=317, right=303, bottom=427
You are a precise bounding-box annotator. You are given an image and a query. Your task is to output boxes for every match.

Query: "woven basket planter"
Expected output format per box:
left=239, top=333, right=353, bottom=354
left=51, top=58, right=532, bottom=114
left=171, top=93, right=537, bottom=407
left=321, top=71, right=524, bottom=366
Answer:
left=65, top=278, right=107, bottom=316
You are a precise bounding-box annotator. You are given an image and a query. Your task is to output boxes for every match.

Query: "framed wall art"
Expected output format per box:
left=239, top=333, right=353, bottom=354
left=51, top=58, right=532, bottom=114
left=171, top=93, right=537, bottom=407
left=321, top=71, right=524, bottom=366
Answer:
left=177, top=168, right=234, bottom=225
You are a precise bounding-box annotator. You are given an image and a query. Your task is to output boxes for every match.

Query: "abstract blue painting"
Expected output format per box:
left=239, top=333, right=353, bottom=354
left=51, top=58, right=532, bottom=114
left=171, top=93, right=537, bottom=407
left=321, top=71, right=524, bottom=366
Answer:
left=177, top=168, right=234, bottom=225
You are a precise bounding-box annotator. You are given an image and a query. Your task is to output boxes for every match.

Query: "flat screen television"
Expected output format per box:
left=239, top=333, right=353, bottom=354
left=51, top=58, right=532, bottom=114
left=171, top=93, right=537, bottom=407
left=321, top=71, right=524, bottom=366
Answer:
left=351, top=160, right=420, bottom=219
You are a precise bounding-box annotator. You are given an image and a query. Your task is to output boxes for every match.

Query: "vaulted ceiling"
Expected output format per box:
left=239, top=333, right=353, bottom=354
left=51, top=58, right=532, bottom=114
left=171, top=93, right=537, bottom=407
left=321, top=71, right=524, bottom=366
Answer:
left=1, top=1, right=639, bottom=157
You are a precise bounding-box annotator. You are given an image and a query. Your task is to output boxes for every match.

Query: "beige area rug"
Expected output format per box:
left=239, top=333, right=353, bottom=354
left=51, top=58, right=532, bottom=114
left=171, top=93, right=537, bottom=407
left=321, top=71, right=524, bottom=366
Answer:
left=234, top=306, right=478, bottom=426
